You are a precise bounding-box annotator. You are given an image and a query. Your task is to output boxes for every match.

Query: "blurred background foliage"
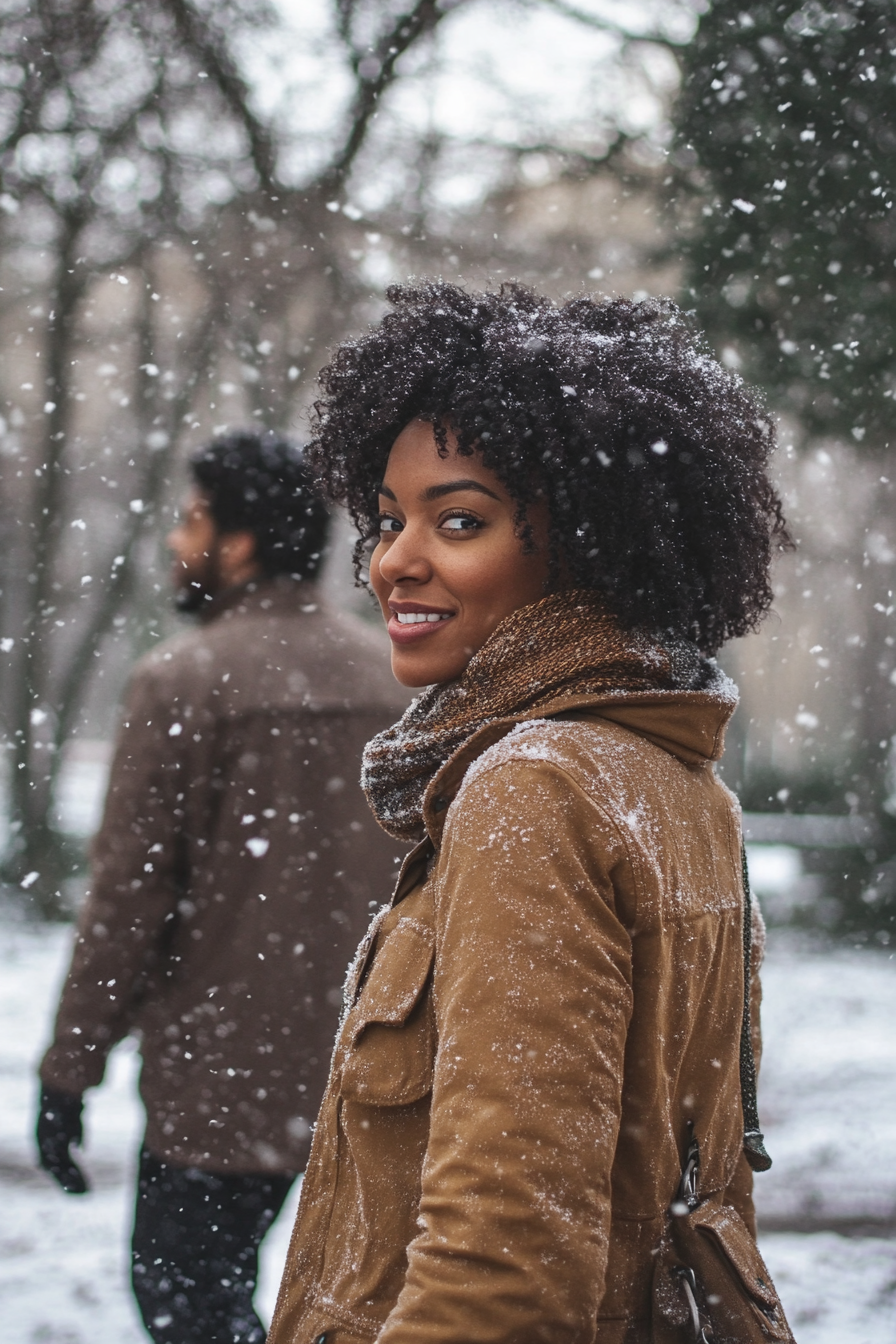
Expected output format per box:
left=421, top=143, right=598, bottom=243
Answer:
left=0, top=0, right=894, bottom=943
left=671, top=0, right=896, bottom=943
left=676, top=0, right=896, bottom=445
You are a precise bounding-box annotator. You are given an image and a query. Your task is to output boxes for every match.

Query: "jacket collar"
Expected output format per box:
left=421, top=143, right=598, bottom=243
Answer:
left=418, top=681, right=737, bottom=850
left=199, top=576, right=321, bottom=625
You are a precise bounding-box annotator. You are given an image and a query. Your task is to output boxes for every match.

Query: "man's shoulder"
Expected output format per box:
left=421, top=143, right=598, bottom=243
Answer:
left=134, top=624, right=214, bottom=671
left=307, top=601, right=393, bottom=657
left=286, top=601, right=410, bottom=711
left=126, top=626, right=221, bottom=701
left=127, top=601, right=408, bottom=715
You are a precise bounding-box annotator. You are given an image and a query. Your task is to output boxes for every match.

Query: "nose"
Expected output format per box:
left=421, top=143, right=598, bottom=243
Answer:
left=375, top=522, right=432, bottom=588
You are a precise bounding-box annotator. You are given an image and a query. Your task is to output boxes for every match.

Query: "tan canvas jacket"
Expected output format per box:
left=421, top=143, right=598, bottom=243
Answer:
left=41, top=579, right=409, bottom=1173
left=269, top=684, right=763, bottom=1343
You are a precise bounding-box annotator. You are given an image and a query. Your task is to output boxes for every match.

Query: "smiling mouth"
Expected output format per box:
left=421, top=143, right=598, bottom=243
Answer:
left=386, top=605, right=455, bottom=645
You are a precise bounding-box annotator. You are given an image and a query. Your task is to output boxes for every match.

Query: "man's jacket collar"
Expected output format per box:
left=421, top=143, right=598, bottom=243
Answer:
left=199, top=576, right=321, bottom=624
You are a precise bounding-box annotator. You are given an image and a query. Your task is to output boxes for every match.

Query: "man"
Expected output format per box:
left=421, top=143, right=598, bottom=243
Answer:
left=36, top=430, right=407, bottom=1343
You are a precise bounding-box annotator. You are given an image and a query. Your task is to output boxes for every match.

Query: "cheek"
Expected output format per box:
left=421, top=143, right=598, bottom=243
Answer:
left=186, top=521, right=215, bottom=557
left=473, top=541, right=547, bottom=617
left=436, top=538, right=535, bottom=618
left=177, top=530, right=199, bottom=560
left=467, top=539, right=535, bottom=596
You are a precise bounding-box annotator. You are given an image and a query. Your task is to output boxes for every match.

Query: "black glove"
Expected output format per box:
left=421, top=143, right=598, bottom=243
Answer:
left=36, top=1085, right=89, bottom=1194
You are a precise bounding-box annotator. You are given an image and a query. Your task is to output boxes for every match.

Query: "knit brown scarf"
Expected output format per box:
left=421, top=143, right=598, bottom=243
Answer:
left=362, top=588, right=711, bottom=843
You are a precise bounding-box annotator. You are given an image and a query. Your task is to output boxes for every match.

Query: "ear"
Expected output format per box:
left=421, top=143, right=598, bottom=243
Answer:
left=218, top=529, right=260, bottom=585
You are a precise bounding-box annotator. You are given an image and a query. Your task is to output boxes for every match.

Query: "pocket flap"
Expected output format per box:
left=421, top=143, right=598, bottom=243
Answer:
left=340, top=916, right=437, bottom=1107
left=350, top=918, right=435, bottom=1036
left=692, top=1203, right=780, bottom=1312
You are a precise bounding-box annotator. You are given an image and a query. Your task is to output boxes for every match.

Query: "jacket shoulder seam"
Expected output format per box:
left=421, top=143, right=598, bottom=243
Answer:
left=451, top=747, right=646, bottom=922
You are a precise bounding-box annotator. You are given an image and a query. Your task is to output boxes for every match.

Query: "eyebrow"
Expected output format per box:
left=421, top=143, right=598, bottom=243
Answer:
left=377, top=479, right=501, bottom=503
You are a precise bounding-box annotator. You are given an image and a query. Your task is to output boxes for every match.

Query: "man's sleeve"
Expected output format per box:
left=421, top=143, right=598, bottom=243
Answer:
left=379, top=759, right=634, bottom=1344
left=40, top=662, right=188, bottom=1094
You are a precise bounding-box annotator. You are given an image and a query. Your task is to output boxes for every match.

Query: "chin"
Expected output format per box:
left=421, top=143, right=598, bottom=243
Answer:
left=391, top=652, right=464, bottom=689
left=390, top=660, right=431, bottom=689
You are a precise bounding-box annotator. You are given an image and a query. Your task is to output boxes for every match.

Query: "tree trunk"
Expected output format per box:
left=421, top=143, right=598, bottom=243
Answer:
left=3, top=216, right=85, bottom=916
left=2, top=254, right=218, bottom=918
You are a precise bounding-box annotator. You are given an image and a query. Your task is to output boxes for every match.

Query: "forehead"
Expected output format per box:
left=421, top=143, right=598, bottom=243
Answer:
left=382, top=420, right=506, bottom=496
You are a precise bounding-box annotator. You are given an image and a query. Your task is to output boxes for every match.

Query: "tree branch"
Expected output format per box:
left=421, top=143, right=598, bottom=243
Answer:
left=535, top=0, right=688, bottom=51
left=1, top=4, right=115, bottom=175
left=477, top=127, right=635, bottom=175
left=158, top=0, right=279, bottom=191
left=319, top=0, right=462, bottom=195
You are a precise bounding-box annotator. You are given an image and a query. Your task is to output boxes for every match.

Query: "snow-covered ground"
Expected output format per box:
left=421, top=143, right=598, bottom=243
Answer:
left=1, top=920, right=895, bottom=1343
left=0, top=921, right=299, bottom=1344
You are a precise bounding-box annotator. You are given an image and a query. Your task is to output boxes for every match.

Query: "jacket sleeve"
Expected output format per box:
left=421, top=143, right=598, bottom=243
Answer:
left=40, top=661, right=189, bottom=1094
left=378, top=759, right=635, bottom=1344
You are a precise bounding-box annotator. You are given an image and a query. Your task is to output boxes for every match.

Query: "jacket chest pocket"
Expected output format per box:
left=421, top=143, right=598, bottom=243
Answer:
left=340, top=917, right=435, bottom=1108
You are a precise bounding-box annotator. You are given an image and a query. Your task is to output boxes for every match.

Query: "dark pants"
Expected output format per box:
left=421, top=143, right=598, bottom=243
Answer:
left=131, top=1148, right=295, bottom=1344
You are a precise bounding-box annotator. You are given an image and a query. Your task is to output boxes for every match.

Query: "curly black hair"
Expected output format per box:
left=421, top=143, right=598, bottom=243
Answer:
left=191, top=429, right=330, bottom=580
left=309, top=283, right=789, bottom=654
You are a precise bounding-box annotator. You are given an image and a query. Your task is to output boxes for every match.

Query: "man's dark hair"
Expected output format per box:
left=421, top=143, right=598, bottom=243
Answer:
left=308, top=282, right=790, bottom=655
left=190, top=430, right=330, bottom=580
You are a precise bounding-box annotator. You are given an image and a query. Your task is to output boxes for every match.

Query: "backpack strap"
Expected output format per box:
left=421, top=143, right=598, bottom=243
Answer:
left=740, top=844, right=772, bottom=1173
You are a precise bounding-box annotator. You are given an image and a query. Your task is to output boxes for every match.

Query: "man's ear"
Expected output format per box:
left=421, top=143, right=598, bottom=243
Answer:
left=217, top=529, right=261, bottom=585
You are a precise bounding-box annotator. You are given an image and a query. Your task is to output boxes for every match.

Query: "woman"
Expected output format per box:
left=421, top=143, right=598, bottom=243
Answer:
left=269, top=284, right=790, bottom=1344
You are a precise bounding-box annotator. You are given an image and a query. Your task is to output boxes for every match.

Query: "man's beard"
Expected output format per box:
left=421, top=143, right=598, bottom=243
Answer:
left=173, top=549, right=222, bottom=614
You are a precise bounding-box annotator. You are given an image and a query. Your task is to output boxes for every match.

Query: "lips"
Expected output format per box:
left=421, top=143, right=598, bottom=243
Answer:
left=387, top=602, right=455, bottom=645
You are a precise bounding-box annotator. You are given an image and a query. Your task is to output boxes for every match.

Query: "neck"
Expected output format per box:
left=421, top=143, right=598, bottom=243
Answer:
left=221, top=558, right=264, bottom=589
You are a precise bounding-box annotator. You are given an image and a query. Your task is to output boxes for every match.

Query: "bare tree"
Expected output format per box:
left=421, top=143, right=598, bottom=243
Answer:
left=0, top=0, right=280, bottom=911
left=0, top=0, right=681, bottom=914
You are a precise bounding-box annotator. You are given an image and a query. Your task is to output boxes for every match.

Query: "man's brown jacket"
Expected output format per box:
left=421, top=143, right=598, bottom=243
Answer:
left=269, top=684, right=764, bottom=1343
left=41, top=580, right=408, bottom=1173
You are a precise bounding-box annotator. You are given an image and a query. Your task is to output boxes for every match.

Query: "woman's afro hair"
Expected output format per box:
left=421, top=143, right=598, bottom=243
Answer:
left=309, top=282, right=789, bottom=654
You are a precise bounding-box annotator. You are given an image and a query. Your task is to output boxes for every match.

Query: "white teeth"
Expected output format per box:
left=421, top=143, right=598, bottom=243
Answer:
left=395, top=611, right=450, bottom=624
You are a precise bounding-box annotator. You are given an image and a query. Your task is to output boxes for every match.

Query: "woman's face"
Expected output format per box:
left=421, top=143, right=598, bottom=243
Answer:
left=370, top=419, right=550, bottom=687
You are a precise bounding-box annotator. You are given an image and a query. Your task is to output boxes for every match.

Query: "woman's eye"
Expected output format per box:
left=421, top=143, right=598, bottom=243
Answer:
left=379, top=515, right=403, bottom=534
left=441, top=513, right=482, bottom=532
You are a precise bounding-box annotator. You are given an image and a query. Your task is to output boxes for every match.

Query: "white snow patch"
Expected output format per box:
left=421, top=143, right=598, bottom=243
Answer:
left=756, top=938, right=896, bottom=1231
left=0, top=922, right=299, bottom=1340
left=761, top=1232, right=896, bottom=1342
